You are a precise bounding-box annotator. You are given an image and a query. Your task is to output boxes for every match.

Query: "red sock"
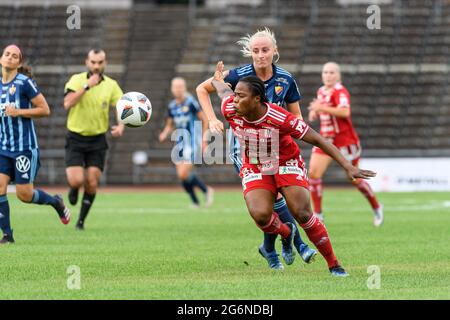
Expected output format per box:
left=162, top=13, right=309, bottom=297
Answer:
left=309, top=178, right=323, bottom=213
left=300, top=215, right=339, bottom=268
left=354, top=179, right=380, bottom=210
left=257, top=212, right=291, bottom=239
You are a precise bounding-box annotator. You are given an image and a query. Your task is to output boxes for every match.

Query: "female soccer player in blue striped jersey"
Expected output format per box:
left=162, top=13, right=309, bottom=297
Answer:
left=159, top=77, right=214, bottom=208
left=197, top=28, right=316, bottom=270
left=0, top=44, right=70, bottom=244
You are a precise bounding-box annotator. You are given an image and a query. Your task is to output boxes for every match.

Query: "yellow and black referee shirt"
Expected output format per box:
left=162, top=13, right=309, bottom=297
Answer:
left=64, top=72, right=123, bottom=136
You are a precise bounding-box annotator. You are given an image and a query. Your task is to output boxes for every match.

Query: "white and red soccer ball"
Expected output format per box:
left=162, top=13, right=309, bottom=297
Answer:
left=116, top=91, right=152, bottom=128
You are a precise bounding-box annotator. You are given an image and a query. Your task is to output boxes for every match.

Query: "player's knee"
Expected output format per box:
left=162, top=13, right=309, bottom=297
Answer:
left=16, top=189, right=33, bottom=203
left=292, top=206, right=312, bottom=224
left=178, top=171, right=189, bottom=181
left=68, top=175, right=84, bottom=188
left=71, top=180, right=84, bottom=189
left=85, top=176, right=98, bottom=191
left=253, top=214, right=271, bottom=227
left=0, top=183, right=8, bottom=195
left=308, top=169, right=321, bottom=180
left=249, top=206, right=272, bottom=226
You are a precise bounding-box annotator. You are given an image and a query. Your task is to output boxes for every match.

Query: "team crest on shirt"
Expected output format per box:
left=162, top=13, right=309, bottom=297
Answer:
left=9, top=85, right=16, bottom=95
left=274, top=85, right=283, bottom=96
left=182, top=105, right=189, bottom=113
left=102, top=101, right=108, bottom=109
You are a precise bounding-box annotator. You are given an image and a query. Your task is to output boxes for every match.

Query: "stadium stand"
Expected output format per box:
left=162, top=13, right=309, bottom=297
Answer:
left=1, top=0, right=449, bottom=185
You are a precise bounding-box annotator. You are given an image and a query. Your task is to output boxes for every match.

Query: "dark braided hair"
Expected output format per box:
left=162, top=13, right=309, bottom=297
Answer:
left=239, top=76, right=268, bottom=103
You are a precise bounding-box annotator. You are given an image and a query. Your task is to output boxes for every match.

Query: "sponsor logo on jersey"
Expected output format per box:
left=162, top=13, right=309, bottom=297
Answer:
left=16, top=156, right=31, bottom=173
left=275, top=77, right=288, bottom=85
left=295, top=121, right=308, bottom=134
left=285, top=158, right=299, bottom=167
left=279, top=166, right=303, bottom=176
left=244, top=128, right=258, bottom=135
left=241, top=167, right=255, bottom=177
left=233, top=119, right=243, bottom=126
left=9, top=85, right=16, bottom=95
left=242, top=173, right=262, bottom=185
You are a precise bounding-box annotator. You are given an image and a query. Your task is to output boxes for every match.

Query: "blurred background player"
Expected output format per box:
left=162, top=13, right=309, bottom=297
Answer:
left=63, top=49, right=124, bottom=230
left=159, top=77, right=214, bottom=208
left=196, top=28, right=316, bottom=270
left=0, top=44, right=70, bottom=244
left=211, top=63, right=377, bottom=276
left=308, top=62, right=384, bottom=227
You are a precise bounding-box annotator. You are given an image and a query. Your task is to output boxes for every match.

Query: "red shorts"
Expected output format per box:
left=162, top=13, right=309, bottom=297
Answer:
left=312, top=142, right=361, bottom=166
left=240, top=156, right=309, bottom=196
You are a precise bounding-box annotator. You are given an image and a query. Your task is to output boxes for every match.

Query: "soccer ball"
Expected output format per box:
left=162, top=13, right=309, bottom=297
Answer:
left=116, top=92, right=152, bottom=128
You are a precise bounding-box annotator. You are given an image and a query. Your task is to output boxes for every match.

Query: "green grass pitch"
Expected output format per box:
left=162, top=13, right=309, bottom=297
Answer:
left=1, top=189, right=449, bottom=299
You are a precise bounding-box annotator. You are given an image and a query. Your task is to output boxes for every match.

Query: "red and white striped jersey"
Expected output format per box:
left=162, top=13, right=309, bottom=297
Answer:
left=221, top=95, right=309, bottom=165
left=316, top=83, right=359, bottom=147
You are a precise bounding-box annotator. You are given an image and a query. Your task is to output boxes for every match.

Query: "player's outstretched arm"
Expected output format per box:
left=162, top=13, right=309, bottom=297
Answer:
left=196, top=61, right=230, bottom=134
left=211, top=61, right=234, bottom=100
left=308, top=99, right=350, bottom=119
left=286, top=102, right=303, bottom=120
left=211, top=79, right=234, bottom=101
left=159, top=117, right=174, bottom=142
left=302, top=127, right=376, bottom=181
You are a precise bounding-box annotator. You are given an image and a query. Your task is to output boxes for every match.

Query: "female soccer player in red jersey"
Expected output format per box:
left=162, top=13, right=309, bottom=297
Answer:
left=211, top=61, right=376, bottom=276
left=197, top=28, right=316, bottom=270
left=308, top=62, right=383, bottom=227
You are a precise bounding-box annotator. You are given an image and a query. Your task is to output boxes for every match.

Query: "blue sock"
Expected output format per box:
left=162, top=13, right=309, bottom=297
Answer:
left=263, top=232, right=277, bottom=253
left=31, top=189, right=58, bottom=209
left=273, top=197, right=306, bottom=249
left=181, top=179, right=199, bottom=205
left=0, top=194, right=12, bottom=235
left=189, top=174, right=208, bottom=193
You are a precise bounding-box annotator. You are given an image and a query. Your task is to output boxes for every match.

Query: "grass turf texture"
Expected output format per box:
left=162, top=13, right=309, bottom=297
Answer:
left=0, top=189, right=449, bottom=299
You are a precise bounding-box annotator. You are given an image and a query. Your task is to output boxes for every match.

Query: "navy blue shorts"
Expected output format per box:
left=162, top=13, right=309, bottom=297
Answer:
left=0, top=149, right=40, bottom=184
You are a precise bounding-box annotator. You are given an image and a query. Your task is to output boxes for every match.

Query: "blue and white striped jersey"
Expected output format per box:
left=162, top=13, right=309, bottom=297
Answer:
left=0, top=73, right=40, bottom=153
left=168, top=94, right=202, bottom=150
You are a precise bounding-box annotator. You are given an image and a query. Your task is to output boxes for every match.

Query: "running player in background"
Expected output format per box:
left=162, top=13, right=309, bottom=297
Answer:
left=196, top=28, right=316, bottom=270
left=211, top=62, right=377, bottom=276
left=308, top=62, right=384, bottom=227
left=159, top=77, right=214, bottom=208
left=0, top=44, right=70, bottom=244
